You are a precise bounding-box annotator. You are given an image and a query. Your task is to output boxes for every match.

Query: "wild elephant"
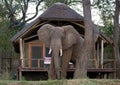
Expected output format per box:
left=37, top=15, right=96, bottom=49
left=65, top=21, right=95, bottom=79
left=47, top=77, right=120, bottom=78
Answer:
left=37, top=24, right=84, bottom=79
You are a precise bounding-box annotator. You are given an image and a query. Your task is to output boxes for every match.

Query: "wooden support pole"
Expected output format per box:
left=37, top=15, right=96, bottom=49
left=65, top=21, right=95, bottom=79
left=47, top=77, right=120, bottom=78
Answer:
left=19, top=70, right=22, bottom=80
left=97, top=42, right=100, bottom=68
left=114, top=59, right=117, bottom=79
left=24, top=34, right=38, bottom=41
left=20, top=38, right=24, bottom=67
left=101, top=40, right=104, bottom=68
left=70, top=21, right=85, bottom=29
left=93, top=44, right=97, bottom=68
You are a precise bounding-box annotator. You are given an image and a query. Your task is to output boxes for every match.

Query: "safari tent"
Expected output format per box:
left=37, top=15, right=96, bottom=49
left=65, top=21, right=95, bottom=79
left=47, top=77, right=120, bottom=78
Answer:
left=11, top=3, right=116, bottom=80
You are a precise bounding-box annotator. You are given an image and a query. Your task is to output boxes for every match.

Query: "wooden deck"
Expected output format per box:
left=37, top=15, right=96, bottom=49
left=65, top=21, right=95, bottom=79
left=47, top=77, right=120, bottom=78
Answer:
left=17, top=67, right=116, bottom=80
left=17, top=58, right=117, bottom=80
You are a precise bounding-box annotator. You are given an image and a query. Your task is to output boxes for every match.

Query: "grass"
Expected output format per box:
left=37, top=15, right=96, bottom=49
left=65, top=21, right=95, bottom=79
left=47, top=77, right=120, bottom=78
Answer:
left=0, top=79, right=120, bottom=85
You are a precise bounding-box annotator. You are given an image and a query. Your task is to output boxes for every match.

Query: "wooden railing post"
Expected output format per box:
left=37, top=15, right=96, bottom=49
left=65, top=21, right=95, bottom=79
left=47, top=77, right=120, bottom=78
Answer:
left=38, top=59, right=40, bottom=68
left=114, top=59, right=117, bottom=78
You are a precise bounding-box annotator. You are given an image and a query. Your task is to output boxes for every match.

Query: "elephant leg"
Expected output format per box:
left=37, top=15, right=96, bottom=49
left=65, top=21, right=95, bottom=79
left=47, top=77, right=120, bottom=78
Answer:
left=61, top=48, right=73, bottom=79
left=49, top=57, right=56, bottom=80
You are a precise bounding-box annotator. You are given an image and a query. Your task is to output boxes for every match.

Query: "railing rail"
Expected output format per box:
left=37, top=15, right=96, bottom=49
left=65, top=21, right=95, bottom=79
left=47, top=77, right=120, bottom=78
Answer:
left=20, top=58, right=45, bottom=68
left=89, top=58, right=115, bottom=68
left=20, top=58, right=116, bottom=69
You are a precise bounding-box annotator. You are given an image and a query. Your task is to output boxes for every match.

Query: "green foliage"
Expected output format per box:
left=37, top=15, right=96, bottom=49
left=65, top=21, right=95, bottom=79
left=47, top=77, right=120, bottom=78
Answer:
left=0, top=19, right=20, bottom=52
left=0, top=0, right=22, bottom=53
left=0, top=10, right=21, bottom=80
left=100, top=23, right=114, bottom=59
left=92, top=0, right=114, bottom=25
left=0, top=4, right=8, bottom=18
left=100, top=23, right=113, bottom=37
left=0, top=5, right=22, bottom=72
left=0, top=80, right=6, bottom=85
left=0, top=71, right=11, bottom=80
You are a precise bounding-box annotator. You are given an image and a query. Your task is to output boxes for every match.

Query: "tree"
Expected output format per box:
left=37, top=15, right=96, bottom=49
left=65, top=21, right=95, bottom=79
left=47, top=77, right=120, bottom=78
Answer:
left=113, top=0, right=120, bottom=78
left=1, top=0, right=82, bottom=28
left=2, top=0, right=43, bottom=28
left=74, top=0, right=94, bottom=78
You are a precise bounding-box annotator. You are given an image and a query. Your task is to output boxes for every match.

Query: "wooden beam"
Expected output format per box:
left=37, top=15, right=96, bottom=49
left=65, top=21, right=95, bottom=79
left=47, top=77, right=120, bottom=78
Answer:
left=101, top=40, right=104, bottom=68
left=28, top=43, right=31, bottom=68
left=34, top=21, right=49, bottom=28
left=24, top=34, right=38, bottom=41
left=22, top=39, right=25, bottom=67
left=94, top=44, right=98, bottom=68
left=20, top=38, right=24, bottom=67
left=97, top=42, right=100, bottom=68
left=18, top=70, right=22, bottom=80
left=70, top=21, right=85, bottom=29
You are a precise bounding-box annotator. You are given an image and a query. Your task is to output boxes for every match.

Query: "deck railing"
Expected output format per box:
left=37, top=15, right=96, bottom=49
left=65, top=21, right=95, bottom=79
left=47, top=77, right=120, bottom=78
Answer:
left=88, top=58, right=116, bottom=69
left=20, top=58, right=48, bottom=68
left=20, top=58, right=116, bottom=69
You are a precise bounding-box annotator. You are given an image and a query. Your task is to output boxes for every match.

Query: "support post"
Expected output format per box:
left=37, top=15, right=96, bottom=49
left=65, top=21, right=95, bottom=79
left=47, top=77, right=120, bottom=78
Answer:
left=19, top=70, right=22, bottom=80
left=20, top=38, right=24, bottom=67
left=93, top=44, right=97, bottom=68
left=101, top=40, right=104, bottom=68
left=97, top=42, right=100, bottom=68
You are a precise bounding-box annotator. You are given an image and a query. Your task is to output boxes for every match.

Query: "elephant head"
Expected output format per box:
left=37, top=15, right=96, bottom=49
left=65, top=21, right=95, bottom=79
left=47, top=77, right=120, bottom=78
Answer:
left=37, top=24, right=80, bottom=55
left=37, top=24, right=81, bottom=79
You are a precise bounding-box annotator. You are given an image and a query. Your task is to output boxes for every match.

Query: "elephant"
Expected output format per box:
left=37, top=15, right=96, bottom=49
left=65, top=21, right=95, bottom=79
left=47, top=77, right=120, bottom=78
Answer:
left=37, top=24, right=84, bottom=79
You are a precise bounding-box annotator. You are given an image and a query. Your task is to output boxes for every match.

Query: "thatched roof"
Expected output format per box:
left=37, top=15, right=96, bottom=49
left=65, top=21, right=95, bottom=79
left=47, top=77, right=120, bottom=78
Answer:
left=39, top=2, right=84, bottom=21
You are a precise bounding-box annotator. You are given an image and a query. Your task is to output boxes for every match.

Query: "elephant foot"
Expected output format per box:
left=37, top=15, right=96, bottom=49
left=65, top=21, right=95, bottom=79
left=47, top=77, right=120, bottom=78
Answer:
left=48, top=69, right=56, bottom=80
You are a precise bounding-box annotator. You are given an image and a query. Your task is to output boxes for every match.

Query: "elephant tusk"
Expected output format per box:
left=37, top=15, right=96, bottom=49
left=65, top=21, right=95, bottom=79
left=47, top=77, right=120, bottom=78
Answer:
left=60, top=49, right=63, bottom=56
left=48, top=48, right=52, bottom=54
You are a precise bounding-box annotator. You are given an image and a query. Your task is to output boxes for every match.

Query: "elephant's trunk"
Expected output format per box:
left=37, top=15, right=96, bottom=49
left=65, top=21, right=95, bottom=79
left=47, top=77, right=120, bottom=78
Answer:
left=49, top=38, right=63, bottom=79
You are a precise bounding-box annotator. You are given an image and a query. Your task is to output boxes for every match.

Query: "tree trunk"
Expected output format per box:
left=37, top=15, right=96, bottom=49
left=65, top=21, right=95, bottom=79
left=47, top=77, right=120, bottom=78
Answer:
left=113, top=0, right=120, bottom=78
left=74, top=0, right=94, bottom=78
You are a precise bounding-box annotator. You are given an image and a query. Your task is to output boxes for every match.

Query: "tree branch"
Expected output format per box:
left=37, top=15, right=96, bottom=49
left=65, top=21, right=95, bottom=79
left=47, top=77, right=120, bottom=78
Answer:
left=25, top=0, right=43, bottom=22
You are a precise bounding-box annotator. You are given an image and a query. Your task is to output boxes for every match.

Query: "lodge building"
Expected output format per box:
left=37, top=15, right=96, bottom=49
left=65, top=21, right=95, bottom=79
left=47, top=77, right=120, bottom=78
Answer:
left=11, top=3, right=116, bottom=80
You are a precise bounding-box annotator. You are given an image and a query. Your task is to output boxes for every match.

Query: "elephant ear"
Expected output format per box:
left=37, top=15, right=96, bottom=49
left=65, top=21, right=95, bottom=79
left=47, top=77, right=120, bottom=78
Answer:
left=37, top=24, right=53, bottom=47
left=62, top=25, right=80, bottom=49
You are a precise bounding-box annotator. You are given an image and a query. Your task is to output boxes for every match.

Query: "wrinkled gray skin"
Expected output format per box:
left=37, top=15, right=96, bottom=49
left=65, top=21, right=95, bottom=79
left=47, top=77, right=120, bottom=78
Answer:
left=37, top=24, right=84, bottom=79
